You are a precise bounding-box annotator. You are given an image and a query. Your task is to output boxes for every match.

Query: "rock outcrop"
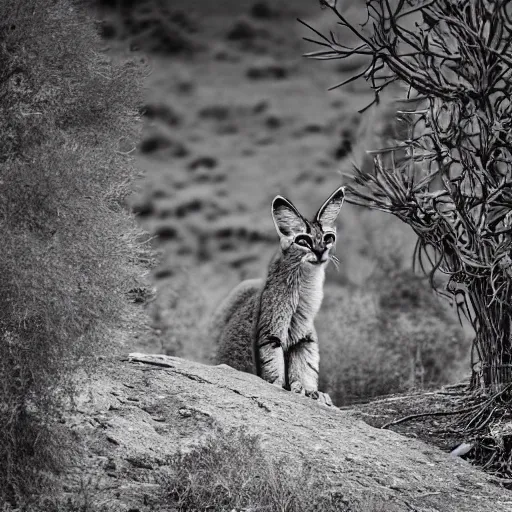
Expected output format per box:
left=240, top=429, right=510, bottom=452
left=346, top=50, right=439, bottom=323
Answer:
left=67, top=354, right=512, bottom=511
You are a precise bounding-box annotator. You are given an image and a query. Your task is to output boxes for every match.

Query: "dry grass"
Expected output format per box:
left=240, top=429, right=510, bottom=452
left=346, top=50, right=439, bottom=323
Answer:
left=0, top=0, right=145, bottom=505
left=27, top=428, right=393, bottom=512
left=158, top=427, right=389, bottom=512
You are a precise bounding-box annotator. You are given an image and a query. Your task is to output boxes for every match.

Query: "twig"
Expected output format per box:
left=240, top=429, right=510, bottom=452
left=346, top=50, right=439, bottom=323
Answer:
left=382, top=382, right=512, bottom=430
left=115, top=147, right=136, bottom=155
left=463, top=383, right=512, bottom=431
left=380, top=404, right=481, bottom=429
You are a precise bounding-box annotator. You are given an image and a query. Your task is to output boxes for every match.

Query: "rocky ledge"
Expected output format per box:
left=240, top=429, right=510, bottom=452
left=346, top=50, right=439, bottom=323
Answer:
left=65, top=354, right=512, bottom=511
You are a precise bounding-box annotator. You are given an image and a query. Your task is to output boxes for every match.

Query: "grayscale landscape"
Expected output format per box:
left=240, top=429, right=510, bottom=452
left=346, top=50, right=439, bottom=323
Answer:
left=1, top=0, right=511, bottom=510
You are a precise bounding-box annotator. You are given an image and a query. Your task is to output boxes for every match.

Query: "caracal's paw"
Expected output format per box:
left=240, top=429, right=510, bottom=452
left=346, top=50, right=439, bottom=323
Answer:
left=290, top=382, right=333, bottom=406
left=313, top=391, right=333, bottom=407
left=290, top=381, right=306, bottom=395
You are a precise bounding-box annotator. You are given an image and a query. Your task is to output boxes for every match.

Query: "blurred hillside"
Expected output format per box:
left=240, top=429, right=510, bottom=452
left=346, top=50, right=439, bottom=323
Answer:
left=94, top=0, right=472, bottom=403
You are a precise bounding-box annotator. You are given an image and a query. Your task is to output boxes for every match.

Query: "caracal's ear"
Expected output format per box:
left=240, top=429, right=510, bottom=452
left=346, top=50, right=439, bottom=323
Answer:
left=271, top=195, right=307, bottom=238
left=315, top=186, right=345, bottom=229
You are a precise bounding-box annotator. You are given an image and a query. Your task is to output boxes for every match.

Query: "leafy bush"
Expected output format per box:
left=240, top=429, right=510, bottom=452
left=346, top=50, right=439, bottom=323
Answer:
left=0, top=0, right=144, bottom=504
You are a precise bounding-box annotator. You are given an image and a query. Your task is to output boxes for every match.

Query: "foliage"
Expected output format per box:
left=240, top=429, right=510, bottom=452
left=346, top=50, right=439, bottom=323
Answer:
left=0, top=0, right=144, bottom=504
left=304, top=0, right=512, bottom=392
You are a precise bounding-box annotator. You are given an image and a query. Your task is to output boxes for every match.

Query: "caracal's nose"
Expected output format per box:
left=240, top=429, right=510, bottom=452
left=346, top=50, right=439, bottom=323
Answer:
left=314, top=248, right=329, bottom=263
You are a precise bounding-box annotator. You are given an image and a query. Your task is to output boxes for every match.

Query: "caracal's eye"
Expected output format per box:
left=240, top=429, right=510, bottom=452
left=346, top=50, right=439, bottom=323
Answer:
left=323, top=233, right=336, bottom=245
left=294, top=234, right=312, bottom=248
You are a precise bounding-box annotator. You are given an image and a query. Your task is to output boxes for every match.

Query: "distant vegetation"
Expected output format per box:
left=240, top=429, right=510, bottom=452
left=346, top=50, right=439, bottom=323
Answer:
left=0, top=0, right=145, bottom=505
left=319, top=244, right=468, bottom=405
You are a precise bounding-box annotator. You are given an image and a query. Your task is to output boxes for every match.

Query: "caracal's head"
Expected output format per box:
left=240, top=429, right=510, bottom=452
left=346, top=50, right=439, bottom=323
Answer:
left=271, top=186, right=345, bottom=268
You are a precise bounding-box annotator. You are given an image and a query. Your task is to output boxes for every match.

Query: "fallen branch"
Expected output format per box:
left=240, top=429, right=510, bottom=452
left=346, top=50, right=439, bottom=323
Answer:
left=380, top=404, right=481, bottom=429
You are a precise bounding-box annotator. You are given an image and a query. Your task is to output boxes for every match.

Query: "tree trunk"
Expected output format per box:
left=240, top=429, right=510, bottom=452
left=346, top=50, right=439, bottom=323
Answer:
left=471, top=300, right=512, bottom=392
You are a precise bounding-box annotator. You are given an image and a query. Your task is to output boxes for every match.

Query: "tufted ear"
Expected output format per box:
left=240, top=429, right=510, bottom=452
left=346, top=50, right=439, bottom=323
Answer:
left=315, top=186, right=345, bottom=228
left=271, top=195, right=307, bottom=238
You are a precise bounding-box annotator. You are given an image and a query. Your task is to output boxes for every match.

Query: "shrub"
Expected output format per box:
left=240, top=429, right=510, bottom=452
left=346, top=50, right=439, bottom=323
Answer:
left=319, top=258, right=468, bottom=406
left=159, top=427, right=386, bottom=512
left=0, top=0, right=144, bottom=504
left=319, top=287, right=404, bottom=405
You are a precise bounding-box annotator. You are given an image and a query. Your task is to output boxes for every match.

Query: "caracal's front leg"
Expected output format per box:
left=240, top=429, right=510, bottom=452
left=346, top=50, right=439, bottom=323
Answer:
left=255, top=285, right=294, bottom=388
left=257, top=335, right=285, bottom=387
left=287, top=331, right=333, bottom=406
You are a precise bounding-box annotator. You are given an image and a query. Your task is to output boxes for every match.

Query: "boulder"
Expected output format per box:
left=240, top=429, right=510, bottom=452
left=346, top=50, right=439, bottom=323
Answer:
left=66, top=354, right=512, bottom=511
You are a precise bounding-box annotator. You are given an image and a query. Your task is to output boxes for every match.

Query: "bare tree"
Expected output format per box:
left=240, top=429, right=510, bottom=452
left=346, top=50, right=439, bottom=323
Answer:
left=303, top=0, right=512, bottom=393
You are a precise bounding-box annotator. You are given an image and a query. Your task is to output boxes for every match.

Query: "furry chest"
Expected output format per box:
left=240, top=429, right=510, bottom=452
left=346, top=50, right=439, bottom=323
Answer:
left=285, top=279, right=324, bottom=346
left=297, top=270, right=325, bottom=316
